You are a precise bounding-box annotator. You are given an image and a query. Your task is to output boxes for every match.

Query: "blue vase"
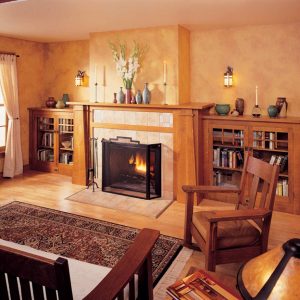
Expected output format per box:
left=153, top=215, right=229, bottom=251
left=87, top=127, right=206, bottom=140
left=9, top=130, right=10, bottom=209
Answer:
left=135, top=90, right=143, bottom=104
left=117, top=87, right=125, bottom=104
left=142, top=83, right=151, bottom=104
left=62, top=93, right=69, bottom=106
left=268, top=105, right=278, bottom=118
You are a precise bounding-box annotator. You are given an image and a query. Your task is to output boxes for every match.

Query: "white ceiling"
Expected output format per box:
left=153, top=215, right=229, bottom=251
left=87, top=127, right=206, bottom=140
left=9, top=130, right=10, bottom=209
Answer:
left=1, top=0, right=300, bottom=42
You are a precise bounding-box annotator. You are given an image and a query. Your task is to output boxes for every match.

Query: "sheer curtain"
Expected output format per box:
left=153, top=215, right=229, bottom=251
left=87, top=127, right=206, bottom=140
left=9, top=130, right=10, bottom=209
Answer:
left=0, top=54, right=23, bottom=177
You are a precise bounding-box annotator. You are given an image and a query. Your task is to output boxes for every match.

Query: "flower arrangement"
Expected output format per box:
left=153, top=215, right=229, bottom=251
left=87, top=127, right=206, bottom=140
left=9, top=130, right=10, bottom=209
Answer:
left=109, top=41, right=146, bottom=89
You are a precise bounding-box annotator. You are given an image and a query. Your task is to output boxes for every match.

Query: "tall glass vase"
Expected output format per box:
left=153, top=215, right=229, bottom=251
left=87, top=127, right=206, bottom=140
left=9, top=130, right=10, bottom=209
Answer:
left=125, top=88, right=132, bottom=104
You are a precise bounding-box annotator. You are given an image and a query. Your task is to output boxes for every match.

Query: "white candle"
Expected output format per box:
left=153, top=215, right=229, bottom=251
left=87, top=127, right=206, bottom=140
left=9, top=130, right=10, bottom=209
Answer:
left=163, top=61, right=167, bottom=84
left=102, top=66, right=105, bottom=86
left=256, top=85, right=258, bottom=106
left=95, top=64, right=97, bottom=83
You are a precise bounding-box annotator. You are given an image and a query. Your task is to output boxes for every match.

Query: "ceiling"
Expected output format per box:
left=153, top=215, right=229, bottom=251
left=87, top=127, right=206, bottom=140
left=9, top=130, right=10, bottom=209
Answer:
left=1, top=0, right=300, bottom=42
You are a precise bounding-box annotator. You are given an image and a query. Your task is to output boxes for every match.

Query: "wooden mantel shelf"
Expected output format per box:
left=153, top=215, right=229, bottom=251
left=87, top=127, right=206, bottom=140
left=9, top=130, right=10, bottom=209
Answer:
left=67, top=101, right=214, bottom=111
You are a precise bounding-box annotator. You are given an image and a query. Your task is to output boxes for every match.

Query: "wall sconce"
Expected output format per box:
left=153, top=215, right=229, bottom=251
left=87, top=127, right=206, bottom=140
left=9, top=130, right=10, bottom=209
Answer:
left=75, top=70, right=85, bottom=86
left=237, top=238, right=300, bottom=299
left=224, top=66, right=233, bottom=87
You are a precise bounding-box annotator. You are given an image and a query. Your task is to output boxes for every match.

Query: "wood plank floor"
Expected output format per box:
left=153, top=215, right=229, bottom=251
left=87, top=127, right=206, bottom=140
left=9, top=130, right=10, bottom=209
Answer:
left=1, top=170, right=300, bottom=278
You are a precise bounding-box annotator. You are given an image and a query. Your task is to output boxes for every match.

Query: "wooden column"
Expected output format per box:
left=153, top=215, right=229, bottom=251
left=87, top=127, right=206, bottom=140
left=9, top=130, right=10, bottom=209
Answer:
left=72, top=105, right=89, bottom=185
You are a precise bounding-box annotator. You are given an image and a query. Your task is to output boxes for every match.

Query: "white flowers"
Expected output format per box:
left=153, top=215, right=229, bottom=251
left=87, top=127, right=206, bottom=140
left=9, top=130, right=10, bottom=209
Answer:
left=109, top=41, right=145, bottom=89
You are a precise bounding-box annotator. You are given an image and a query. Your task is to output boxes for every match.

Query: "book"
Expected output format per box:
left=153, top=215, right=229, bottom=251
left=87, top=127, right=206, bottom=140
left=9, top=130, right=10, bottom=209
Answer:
left=167, top=270, right=241, bottom=300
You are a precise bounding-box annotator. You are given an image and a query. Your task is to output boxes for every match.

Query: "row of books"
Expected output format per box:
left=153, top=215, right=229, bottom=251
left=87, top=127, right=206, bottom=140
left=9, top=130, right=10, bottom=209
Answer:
left=213, top=148, right=243, bottom=169
left=276, top=179, right=288, bottom=196
left=269, top=154, right=288, bottom=172
left=41, top=132, right=54, bottom=147
left=59, top=152, right=73, bottom=164
left=37, top=149, right=54, bottom=162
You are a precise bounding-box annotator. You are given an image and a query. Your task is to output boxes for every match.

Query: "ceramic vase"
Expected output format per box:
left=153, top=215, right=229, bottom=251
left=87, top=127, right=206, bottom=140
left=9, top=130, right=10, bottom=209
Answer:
left=62, top=93, right=69, bottom=107
left=45, top=97, right=56, bottom=108
left=268, top=105, right=279, bottom=118
left=135, top=90, right=142, bottom=104
left=56, top=98, right=65, bottom=109
left=125, top=88, right=132, bottom=104
left=235, top=98, right=245, bottom=115
left=142, top=83, right=151, bottom=104
left=113, top=93, right=117, bottom=104
left=117, top=87, right=125, bottom=104
left=276, top=97, right=288, bottom=118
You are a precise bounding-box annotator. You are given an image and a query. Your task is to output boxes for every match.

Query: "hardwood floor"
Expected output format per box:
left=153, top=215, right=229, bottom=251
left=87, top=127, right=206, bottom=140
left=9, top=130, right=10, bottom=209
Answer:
left=1, top=170, right=300, bottom=279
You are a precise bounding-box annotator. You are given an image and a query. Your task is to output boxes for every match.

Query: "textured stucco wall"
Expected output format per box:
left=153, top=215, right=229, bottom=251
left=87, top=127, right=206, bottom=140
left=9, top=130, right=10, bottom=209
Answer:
left=191, top=22, right=300, bottom=116
left=0, top=36, right=45, bottom=171
left=90, top=26, right=179, bottom=105
left=44, top=40, right=90, bottom=102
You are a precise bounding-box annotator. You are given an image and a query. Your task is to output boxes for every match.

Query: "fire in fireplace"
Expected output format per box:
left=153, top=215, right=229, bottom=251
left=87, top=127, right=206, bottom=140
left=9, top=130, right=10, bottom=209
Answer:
left=102, top=137, right=161, bottom=199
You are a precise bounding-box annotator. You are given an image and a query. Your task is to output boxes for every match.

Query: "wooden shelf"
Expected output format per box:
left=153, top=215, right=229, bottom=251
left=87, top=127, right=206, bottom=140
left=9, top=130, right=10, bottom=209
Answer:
left=252, top=147, right=288, bottom=153
left=60, top=148, right=73, bottom=152
left=213, top=166, right=243, bottom=172
left=213, top=144, right=244, bottom=149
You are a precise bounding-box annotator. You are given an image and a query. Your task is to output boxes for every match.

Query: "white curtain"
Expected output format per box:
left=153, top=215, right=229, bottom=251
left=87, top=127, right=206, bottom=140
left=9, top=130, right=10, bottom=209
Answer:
left=0, top=54, right=23, bottom=177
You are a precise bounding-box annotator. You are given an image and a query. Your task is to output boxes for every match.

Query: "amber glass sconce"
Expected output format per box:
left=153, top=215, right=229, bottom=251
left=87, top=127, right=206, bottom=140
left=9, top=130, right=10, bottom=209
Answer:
left=75, top=70, right=85, bottom=86
left=224, top=66, right=233, bottom=87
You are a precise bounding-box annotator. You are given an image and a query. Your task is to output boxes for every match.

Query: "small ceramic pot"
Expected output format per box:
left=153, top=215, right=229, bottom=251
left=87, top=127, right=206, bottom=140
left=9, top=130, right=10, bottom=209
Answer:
left=45, top=97, right=56, bottom=108
left=215, top=104, right=230, bottom=116
left=235, top=98, right=245, bottom=115
left=267, top=105, right=279, bottom=118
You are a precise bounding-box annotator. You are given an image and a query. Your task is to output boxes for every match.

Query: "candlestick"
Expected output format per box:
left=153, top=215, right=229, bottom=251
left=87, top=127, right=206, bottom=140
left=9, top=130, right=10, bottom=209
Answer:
left=102, top=66, right=105, bottom=86
left=95, top=65, right=97, bottom=83
left=163, top=61, right=167, bottom=84
left=163, top=82, right=167, bottom=105
left=256, top=85, right=258, bottom=106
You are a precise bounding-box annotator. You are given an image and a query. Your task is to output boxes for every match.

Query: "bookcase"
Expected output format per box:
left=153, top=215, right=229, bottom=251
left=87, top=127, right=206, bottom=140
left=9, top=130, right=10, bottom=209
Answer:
left=29, top=108, right=74, bottom=176
left=203, top=115, right=300, bottom=214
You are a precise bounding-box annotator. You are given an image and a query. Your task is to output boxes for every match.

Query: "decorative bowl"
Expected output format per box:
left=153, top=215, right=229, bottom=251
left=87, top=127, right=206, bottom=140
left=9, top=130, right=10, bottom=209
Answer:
left=215, top=104, right=230, bottom=116
left=61, top=141, right=72, bottom=149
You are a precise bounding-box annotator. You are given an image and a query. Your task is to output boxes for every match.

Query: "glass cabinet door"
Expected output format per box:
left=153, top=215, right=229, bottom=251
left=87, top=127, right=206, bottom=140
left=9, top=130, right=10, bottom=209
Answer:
left=37, top=117, right=54, bottom=162
left=58, top=117, right=74, bottom=165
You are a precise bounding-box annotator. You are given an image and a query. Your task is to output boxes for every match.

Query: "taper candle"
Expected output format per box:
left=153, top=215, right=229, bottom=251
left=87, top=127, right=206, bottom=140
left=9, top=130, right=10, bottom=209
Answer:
left=256, top=85, right=258, bottom=105
left=95, top=64, right=98, bottom=83
left=102, top=66, right=105, bottom=86
left=163, top=61, right=167, bottom=84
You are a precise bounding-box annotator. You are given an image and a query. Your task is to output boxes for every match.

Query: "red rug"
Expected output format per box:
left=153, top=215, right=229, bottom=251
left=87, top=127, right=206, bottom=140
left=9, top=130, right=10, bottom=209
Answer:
left=0, top=201, right=182, bottom=284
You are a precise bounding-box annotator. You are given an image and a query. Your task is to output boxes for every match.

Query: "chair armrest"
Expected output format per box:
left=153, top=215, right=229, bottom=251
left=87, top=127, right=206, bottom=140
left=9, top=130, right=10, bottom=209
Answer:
left=182, top=185, right=241, bottom=194
left=203, top=208, right=271, bottom=223
left=84, top=228, right=160, bottom=300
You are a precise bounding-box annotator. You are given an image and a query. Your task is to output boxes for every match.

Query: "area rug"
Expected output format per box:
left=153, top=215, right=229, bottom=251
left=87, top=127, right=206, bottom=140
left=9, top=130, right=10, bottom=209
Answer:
left=0, top=201, right=182, bottom=284
left=65, top=188, right=173, bottom=218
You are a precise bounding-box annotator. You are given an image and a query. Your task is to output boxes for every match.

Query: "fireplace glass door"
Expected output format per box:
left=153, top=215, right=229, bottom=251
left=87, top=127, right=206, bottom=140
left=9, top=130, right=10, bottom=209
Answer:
left=102, top=137, right=161, bottom=199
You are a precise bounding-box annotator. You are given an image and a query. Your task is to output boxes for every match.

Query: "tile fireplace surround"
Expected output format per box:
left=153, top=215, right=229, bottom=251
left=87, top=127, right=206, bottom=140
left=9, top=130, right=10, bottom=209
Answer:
left=69, top=102, right=213, bottom=202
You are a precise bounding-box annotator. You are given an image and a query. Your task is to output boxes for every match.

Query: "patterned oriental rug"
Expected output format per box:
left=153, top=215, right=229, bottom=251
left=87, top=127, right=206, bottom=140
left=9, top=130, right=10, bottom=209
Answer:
left=0, top=202, right=182, bottom=284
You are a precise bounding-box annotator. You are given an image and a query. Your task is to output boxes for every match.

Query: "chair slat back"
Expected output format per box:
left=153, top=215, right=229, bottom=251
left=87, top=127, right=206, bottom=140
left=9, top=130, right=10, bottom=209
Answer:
left=0, top=245, right=73, bottom=300
left=238, top=155, right=279, bottom=211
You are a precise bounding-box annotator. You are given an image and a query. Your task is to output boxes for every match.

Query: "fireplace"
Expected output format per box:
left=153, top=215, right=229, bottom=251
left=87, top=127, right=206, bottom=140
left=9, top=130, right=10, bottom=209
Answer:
left=102, top=137, right=161, bottom=199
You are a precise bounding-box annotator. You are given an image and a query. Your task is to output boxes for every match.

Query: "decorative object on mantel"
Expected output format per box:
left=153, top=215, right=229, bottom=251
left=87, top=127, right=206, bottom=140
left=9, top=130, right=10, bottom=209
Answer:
left=55, top=97, right=65, bottom=109
left=215, top=104, right=230, bottom=115
left=113, top=92, right=117, bottom=104
left=109, top=40, right=146, bottom=104
left=135, top=89, right=142, bottom=104
left=117, top=87, right=125, bottom=104
left=163, top=61, right=168, bottom=105
left=268, top=105, right=279, bottom=118
left=94, top=65, right=98, bottom=103
left=224, top=66, right=233, bottom=87
left=130, top=94, right=136, bottom=104
left=235, top=98, right=244, bottom=115
left=75, top=70, right=85, bottom=86
left=252, top=85, right=262, bottom=117
left=142, top=82, right=151, bottom=104
left=45, top=97, right=56, bottom=108
left=62, top=93, right=69, bottom=107
left=230, top=109, right=239, bottom=117
left=276, top=97, right=288, bottom=118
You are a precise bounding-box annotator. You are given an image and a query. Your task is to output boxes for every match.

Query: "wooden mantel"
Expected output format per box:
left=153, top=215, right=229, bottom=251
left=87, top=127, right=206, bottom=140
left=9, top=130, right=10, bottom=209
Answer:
left=69, top=101, right=214, bottom=202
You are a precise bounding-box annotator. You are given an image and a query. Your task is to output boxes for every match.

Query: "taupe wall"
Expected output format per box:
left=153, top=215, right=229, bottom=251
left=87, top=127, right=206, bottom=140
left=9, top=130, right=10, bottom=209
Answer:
left=191, top=22, right=300, bottom=115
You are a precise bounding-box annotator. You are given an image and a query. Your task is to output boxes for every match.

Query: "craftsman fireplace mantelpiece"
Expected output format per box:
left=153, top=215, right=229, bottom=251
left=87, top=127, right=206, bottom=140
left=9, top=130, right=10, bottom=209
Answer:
left=102, top=137, right=161, bottom=199
left=69, top=102, right=213, bottom=202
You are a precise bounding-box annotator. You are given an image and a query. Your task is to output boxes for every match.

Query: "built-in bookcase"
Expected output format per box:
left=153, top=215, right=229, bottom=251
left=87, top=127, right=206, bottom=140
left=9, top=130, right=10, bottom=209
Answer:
left=29, top=108, right=74, bottom=176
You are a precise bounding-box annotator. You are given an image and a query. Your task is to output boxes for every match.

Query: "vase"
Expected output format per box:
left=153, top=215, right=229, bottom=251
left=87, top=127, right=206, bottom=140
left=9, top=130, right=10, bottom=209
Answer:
left=113, top=93, right=117, bottom=104
left=235, top=98, right=244, bottom=115
left=125, top=88, right=132, bottom=104
left=276, top=97, right=288, bottom=118
left=62, top=93, right=69, bottom=107
left=117, top=87, right=125, bottom=104
left=142, top=83, right=151, bottom=104
left=45, top=97, right=56, bottom=108
left=56, top=98, right=65, bottom=109
left=268, top=105, right=279, bottom=118
left=136, top=90, right=142, bottom=104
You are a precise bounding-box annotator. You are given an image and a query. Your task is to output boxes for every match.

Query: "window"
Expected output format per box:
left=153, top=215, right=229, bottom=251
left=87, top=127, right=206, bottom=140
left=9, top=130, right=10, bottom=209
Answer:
left=0, top=89, right=6, bottom=152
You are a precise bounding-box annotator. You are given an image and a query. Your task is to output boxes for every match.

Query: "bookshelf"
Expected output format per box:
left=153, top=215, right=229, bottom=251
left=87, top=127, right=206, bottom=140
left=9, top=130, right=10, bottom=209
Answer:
left=203, top=115, right=300, bottom=214
left=29, top=108, right=74, bottom=176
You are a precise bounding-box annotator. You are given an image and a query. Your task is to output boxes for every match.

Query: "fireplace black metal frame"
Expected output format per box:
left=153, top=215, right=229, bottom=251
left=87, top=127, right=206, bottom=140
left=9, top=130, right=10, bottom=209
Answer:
left=102, top=137, right=161, bottom=200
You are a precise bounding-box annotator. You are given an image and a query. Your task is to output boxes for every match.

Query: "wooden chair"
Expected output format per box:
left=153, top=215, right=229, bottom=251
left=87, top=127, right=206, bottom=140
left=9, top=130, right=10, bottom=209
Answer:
left=183, top=155, right=279, bottom=271
left=0, top=228, right=159, bottom=300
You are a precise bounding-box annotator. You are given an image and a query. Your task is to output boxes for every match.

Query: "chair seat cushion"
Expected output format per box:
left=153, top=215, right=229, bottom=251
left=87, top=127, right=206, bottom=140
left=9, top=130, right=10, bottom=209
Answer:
left=192, top=211, right=261, bottom=249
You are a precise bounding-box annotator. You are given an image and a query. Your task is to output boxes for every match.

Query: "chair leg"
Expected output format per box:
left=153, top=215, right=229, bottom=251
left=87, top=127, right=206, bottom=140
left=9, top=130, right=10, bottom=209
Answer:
left=205, top=252, right=216, bottom=272
left=184, top=192, right=194, bottom=247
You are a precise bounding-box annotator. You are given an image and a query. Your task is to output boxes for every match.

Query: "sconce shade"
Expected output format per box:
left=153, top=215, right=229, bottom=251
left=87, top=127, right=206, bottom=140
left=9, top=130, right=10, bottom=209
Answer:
left=237, top=239, right=300, bottom=300
left=224, top=66, right=233, bottom=87
left=75, top=70, right=85, bottom=86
